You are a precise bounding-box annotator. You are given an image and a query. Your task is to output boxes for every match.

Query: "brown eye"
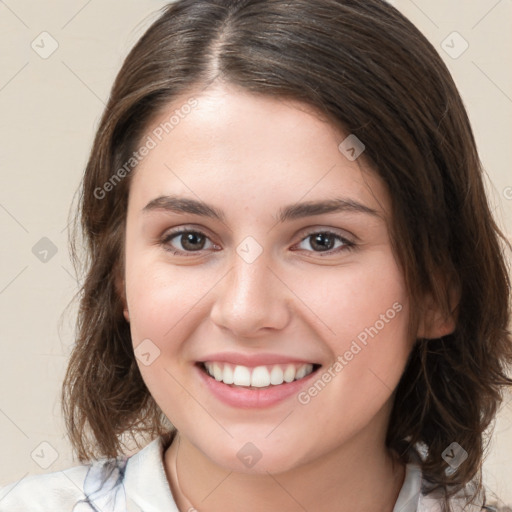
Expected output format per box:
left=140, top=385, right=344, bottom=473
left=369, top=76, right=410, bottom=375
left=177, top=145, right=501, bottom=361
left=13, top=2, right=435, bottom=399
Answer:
left=161, top=230, right=214, bottom=254
left=307, top=233, right=336, bottom=251
left=294, top=230, right=355, bottom=255
left=178, top=232, right=206, bottom=251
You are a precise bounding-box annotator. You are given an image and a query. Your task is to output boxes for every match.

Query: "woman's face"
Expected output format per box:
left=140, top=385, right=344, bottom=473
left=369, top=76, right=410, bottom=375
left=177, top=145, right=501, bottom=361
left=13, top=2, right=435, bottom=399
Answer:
left=123, top=83, right=413, bottom=473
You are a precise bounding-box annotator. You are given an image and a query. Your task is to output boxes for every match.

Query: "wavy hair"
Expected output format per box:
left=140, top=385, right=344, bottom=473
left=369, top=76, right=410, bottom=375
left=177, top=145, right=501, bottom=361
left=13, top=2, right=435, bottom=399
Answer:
left=62, top=0, right=512, bottom=508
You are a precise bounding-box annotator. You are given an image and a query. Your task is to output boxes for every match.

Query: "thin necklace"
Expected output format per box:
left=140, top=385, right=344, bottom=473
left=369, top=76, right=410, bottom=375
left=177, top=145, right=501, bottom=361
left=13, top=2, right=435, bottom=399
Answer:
left=172, top=434, right=197, bottom=511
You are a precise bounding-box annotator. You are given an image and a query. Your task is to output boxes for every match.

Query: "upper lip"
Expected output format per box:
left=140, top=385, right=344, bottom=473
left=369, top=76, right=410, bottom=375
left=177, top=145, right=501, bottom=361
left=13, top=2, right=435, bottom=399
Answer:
left=198, top=352, right=320, bottom=368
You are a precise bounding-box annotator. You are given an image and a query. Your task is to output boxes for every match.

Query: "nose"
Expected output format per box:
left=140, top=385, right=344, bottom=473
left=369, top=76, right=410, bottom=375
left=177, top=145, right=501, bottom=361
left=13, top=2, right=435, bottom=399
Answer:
left=209, top=252, right=292, bottom=338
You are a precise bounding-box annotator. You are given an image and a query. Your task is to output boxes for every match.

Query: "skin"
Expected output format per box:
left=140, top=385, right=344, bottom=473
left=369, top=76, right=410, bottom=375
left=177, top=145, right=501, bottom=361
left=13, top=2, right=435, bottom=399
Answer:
left=121, top=82, right=452, bottom=512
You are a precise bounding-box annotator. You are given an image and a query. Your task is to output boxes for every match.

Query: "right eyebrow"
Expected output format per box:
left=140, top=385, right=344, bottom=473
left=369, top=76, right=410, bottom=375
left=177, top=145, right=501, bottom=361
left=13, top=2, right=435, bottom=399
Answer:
left=143, top=195, right=226, bottom=222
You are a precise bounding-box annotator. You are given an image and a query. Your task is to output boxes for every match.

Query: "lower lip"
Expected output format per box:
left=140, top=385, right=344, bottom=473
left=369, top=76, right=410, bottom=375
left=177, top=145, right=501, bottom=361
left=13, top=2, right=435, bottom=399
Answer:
left=196, top=364, right=319, bottom=409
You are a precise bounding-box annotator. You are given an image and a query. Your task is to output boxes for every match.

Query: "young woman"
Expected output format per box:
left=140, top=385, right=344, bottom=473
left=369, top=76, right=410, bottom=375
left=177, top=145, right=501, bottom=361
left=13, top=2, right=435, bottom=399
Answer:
left=1, top=1, right=511, bottom=511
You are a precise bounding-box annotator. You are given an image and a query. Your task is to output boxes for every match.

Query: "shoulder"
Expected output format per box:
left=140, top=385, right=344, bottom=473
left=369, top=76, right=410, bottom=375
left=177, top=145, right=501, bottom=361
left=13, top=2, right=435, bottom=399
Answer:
left=0, top=434, right=176, bottom=512
left=398, top=444, right=511, bottom=512
left=0, top=464, right=90, bottom=511
left=417, top=469, right=511, bottom=512
left=0, top=455, right=129, bottom=512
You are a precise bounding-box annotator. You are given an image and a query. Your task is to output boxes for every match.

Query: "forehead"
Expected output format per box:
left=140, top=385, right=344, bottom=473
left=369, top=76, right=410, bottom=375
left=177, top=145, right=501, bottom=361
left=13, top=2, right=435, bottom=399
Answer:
left=128, top=83, right=391, bottom=219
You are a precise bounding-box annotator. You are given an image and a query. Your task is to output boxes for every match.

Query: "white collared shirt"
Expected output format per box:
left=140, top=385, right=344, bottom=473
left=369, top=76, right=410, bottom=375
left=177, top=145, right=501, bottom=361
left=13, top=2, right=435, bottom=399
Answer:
left=0, top=436, right=489, bottom=511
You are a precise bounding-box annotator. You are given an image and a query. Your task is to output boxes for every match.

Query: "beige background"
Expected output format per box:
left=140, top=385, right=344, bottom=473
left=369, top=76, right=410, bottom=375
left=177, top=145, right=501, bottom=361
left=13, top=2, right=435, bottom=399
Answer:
left=0, top=0, right=511, bottom=506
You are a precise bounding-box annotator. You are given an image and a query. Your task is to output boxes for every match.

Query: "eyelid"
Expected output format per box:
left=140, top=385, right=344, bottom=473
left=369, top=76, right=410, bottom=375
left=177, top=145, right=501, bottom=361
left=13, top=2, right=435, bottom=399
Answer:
left=161, top=224, right=356, bottom=242
left=160, top=223, right=218, bottom=242
left=291, top=228, right=356, bottom=256
left=159, top=224, right=357, bottom=257
left=296, top=225, right=355, bottom=243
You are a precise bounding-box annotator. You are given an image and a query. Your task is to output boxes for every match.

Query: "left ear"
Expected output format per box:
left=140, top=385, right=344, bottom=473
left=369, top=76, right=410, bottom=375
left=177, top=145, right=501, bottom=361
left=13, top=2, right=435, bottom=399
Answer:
left=114, top=263, right=130, bottom=323
left=416, top=282, right=459, bottom=339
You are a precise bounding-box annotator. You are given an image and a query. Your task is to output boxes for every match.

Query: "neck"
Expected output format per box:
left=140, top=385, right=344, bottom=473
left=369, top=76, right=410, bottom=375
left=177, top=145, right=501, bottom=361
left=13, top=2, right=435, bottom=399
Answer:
left=164, top=423, right=405, bottom=512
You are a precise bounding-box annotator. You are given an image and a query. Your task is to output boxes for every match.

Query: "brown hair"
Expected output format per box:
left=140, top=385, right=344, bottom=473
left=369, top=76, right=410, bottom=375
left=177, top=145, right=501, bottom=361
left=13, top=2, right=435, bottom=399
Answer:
left=62, top=0, right=512, bottom=507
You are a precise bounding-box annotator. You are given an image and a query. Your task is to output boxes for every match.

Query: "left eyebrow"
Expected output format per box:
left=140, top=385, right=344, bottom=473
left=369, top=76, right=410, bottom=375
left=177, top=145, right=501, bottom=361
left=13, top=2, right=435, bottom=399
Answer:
left=142, top=195, right=380, bottom=223
left=276, top=198, right=380, bottom=223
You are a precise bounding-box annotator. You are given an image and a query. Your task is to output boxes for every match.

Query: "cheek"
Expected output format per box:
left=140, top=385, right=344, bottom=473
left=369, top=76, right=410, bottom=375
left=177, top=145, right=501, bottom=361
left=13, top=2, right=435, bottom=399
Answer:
left=124, top=252, right=212, bottom=343
left=123, top=258, right=209, bottom=413
left=291, top=253, right=409, bottom=347
left=291, top=254, right=411, bottom=407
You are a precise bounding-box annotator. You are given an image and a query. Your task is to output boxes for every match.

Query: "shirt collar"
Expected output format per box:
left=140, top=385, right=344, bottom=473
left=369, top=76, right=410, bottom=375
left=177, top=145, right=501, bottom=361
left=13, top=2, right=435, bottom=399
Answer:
left=124, top=434, right=179, bottom=512
left=123, top=434, right=480, bottom=512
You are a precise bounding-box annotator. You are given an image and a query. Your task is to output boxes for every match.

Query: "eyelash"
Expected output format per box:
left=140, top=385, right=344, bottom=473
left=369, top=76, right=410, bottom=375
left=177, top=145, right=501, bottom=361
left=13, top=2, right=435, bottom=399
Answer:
left=159, top=228, right=356, bottom=257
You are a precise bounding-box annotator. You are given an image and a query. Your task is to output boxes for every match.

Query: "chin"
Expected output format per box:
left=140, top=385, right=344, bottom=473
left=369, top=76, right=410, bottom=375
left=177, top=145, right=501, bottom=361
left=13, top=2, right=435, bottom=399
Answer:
left=200, top=436, right=309, bottom=475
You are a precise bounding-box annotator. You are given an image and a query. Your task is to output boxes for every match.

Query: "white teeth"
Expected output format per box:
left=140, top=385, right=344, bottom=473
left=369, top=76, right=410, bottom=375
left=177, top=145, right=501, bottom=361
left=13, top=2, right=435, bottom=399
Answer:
left=269, top=365, right=284, bottom=385
left=283, top=364, right=296, bottom=383
left=213, top=363, right=223, bottom=381
left=295, top=364, right=307, bottom=380
left=223, top=364, right=234, bottom=384
left=251, top=366, right=271, bottom=388
left=203, top=362, right=315, bottom=388
left=233, top=365, right=251, bottom=386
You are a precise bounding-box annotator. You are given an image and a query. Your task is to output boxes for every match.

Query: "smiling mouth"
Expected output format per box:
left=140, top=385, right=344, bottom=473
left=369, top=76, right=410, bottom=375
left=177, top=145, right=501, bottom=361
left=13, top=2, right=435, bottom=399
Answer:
left=197, top=361, right=322, bottom=389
